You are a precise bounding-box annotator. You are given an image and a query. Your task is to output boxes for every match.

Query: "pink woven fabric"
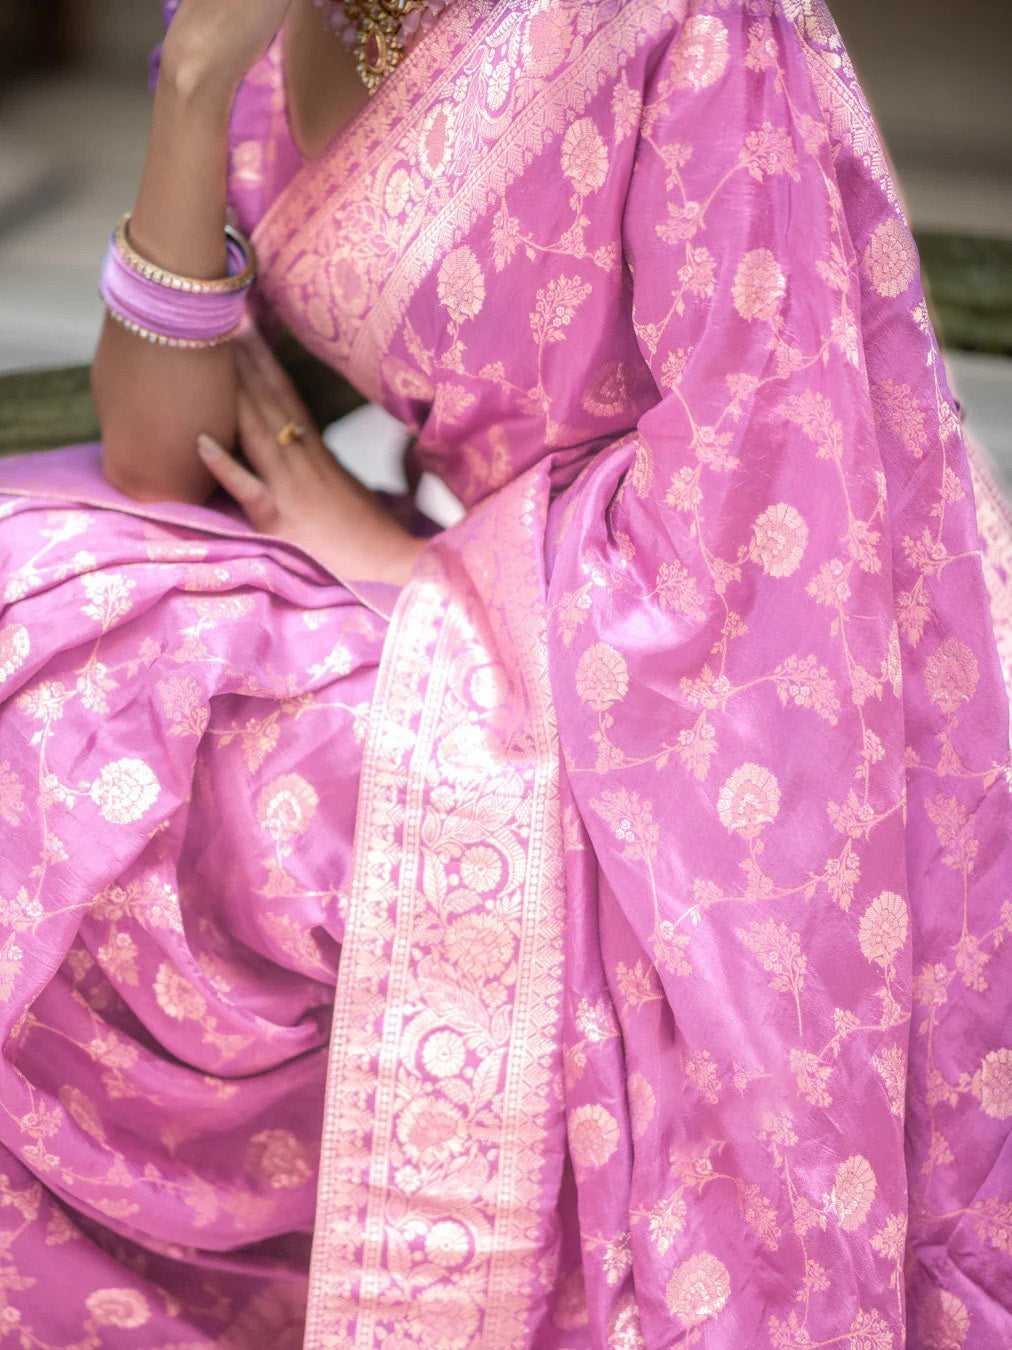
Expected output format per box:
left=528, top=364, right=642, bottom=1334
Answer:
left=0, top=2, right=1009, bottom=1345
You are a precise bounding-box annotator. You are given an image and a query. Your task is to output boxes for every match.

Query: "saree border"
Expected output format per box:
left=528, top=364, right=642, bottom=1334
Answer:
left=252, top=0, right=682, bottom=402
left=299, top=6, right=679, bottom=1342
left=352, top=0, right=684, bottom=391
left=304, top=469, right=566, bottom=1346
left=250, top=0, right=502, bottom=286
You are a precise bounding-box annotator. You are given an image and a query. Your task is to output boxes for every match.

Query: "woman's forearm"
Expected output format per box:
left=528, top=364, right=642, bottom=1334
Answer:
left=91, top=60, right=241, bottom=504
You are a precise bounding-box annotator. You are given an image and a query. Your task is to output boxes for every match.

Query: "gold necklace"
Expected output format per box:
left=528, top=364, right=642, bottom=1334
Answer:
left=313, top=0, right=434, bottom=92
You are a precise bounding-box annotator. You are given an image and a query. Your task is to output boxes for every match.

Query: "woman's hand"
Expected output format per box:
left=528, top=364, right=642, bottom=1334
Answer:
left=196, top=329, right=426, bottom=586
left=161, top=0, right=297, bottom=96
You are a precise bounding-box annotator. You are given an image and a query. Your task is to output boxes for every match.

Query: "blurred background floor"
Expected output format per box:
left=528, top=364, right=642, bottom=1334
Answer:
left=0, top=0, right=1009, bottom=490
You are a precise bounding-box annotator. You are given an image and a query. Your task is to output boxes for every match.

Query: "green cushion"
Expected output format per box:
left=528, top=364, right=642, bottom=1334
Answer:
left=915, top=231, right=1012, bottom=357
left=0, top=363, right=99, bottom=456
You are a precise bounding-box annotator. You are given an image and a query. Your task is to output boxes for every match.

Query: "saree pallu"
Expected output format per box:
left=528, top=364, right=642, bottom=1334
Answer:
left=0, top=1, right=1010, bottom=1345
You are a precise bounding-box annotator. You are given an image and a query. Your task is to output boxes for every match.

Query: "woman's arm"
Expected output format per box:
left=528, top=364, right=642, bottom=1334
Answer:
left=91, top=0, right=294, bottom=504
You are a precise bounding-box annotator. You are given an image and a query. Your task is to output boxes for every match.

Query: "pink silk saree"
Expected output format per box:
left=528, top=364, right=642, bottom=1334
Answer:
left=1, top=0, right=1011, bottom=1345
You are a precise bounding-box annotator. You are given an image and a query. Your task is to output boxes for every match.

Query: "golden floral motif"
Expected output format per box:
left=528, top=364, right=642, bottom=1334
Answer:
left=738, top=1180, right=782, bottom=1251
left=0, top=761, right=25, bottom=827
left=871, top=379, right=928, bottom=458
left=732, top=247, right=786, bottom=322
left=520, top=3, right=575, bottom=77
left=970, top=1047, right=1011, bottom=1120
left=418, top=101, right=458, bottom=179
left=627, top=1069, right=656, bottom=1137
left=598, top=1230, right=633, bottom=1286
left=459, top=844, right=503, bottom=892
left=750, top=502, right=809, bottom=577
left=745, top=20, right=780, bottom=72
left=383, top=166, right=415, bottom=218
left=656, top=558, right=706, bottom=618
left=491, top=202, right=522, bottom=271
left=17, top=679, right=71, bottom=723
left=716, top=762, right=781, bottom=837
left=0, top=622, right=29, bottom=682
left=923, top=637, right=980, bottom=713
left=871, top=1045, right=907, bottom=1117
left=419, top=1029, right=468, bottom=1078
left=560, top=117, right=610, bottom=195
left=743, top=123, right=800, bottom=181
left=862, top=217, right=918, bottom=298
left=846, top=1308, right=893, bottom=1350
left=917, top=1289, right=970, bottom=1350
left=790, top=1047, right=833, bottom=1107
left=58, top=1086, right=105, bottom=1143
left=88, top=757, right=160, bottom=824
left=552, top=1268, right=588, bottom=1330
left=396, top=1090, right=468, bottom=1162
left=436, top=246, right=486, bottom=323
left=152, top=962, right=207, bottom=1023
left=667, top=16, right=730, bottom=91
left=575, top=641, right=629, bottom=711
left=581, top=360, right=636, bottom=417
left=590, top=786, right=659, bottom=863
left=442, top=911, right=515, bottom=978
left=609, top=1293, right=646, bottom=1348
left=246, top=1128, right=313, bottom=1190
left=664, top=1250, right=731, bottom=1326
left=828, top=1154, right=876, bottom=1231
left=423, top=1218, right=472, bottom=1267
left=84, top=1288, right=151, bottom=1329
left=857, top=890, right=909, bottom=968
left=575, top=996, right=618, bottom=1044
left=611, top=73, right=642, bottom=140
left=413, top=1288, right=481, bottom=1348
left=97, top=930, right=140, bottom=986
left=531, top=274, right=593, bottom=346
left=568, top=1102, right=621, bottom=1168
left=257, top=772, right=319, bottom=842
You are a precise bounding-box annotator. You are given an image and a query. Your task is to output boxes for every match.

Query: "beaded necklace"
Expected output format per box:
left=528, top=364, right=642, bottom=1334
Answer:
left=311, top=0, right=456, bottom=91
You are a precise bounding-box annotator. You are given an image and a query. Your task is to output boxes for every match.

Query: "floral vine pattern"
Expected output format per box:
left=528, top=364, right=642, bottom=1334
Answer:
left=0, top=482, right=388, bottom=1342
left=0, top=0, right=1008, bottom=1345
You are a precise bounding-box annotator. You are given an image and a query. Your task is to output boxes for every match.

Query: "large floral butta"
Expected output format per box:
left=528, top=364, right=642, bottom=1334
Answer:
left=0, top=0, right=1008, bottom=1345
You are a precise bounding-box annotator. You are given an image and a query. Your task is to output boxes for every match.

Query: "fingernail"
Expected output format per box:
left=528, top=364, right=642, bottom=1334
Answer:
left=197, top=435, right=222, bottom=459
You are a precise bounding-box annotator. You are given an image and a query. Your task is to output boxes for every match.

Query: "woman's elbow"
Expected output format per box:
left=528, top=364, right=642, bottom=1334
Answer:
left=99, top=435, right=217, bottom=506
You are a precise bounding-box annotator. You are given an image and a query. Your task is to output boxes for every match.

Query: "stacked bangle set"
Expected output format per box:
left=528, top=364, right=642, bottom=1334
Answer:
left=100, top=213, right=257, bottom=349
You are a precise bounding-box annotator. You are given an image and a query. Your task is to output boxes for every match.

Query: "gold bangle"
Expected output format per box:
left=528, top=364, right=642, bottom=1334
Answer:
left=103, top=302, right=243, bottom=349
left=113, top=212, right=257, bottom=294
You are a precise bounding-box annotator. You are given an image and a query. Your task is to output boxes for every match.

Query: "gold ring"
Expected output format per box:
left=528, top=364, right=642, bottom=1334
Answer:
left=276, top=419, right=306, bottom=447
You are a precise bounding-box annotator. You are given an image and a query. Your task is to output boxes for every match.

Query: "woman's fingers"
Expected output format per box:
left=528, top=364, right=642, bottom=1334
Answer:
left=239, top=326, right=310, bottom=415
left=235, top=384, right=288, bottom=481
left=234, top=342, right=320, bottom=483
left=196, top=434, right=277, bottom=529
left=234, top=341, right=292, bottom=453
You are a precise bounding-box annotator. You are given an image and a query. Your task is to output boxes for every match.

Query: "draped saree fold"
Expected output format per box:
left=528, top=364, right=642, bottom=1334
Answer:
left=0, top=1, right=1009, bottom=1346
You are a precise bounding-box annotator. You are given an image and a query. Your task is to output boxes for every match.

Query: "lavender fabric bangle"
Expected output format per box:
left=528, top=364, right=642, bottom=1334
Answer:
left=100, top=237, right=251, bottom=345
